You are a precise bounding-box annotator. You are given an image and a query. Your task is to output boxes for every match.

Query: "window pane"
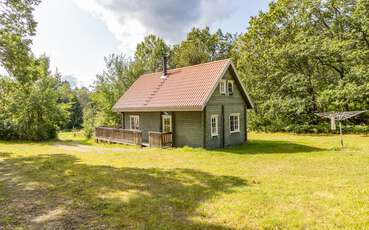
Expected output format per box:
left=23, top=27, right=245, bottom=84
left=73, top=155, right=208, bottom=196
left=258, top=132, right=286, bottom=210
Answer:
left=163, top=116, right=171, bottom=132
left=228, top=82, right=233, bottom=94
left=211, top=116, right=218, bottom=136
left=220, top=81, right=226, bottom=94
left=230, top=115, right=239, bottom=132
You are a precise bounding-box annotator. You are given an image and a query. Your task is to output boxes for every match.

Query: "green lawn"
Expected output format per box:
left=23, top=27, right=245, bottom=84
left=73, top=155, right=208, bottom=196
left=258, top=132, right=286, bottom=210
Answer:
left=0, top=132, right=368, bottom=229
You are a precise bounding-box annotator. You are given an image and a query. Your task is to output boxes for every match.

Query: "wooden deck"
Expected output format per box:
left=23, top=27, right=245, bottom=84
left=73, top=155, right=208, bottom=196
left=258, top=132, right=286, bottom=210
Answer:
left=95, top=127, right=172, bottom=148
left=95, top=127, right=142, bottom=145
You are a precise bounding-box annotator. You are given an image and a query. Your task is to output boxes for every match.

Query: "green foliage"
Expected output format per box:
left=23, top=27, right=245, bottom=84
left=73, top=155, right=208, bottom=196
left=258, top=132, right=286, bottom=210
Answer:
left=56, top=78, right=85, bottom=130
left=172, top=27, right=236, bottom=67
left=0, top=72, right=70, bottom=140
left=92, top=54, right=138, bottom=126
left=83, top=103, right=96, bottom=138
left=0, top=0, right=41, bottom=81
left=0, top=0, right=75, bottom=140
left=134, top=35, right=170, bottom=73
left=236, top=0, right=369, bottom=131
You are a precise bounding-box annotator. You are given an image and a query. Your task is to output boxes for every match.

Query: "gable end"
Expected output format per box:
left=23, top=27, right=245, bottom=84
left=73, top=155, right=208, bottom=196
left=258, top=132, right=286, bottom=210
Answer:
left=202, top=60, right=254, bottom=110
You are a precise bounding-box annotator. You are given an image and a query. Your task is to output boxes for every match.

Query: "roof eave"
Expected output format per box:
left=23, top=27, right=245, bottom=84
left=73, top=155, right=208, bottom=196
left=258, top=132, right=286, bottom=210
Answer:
left=113, top=106, right=203, bottom=113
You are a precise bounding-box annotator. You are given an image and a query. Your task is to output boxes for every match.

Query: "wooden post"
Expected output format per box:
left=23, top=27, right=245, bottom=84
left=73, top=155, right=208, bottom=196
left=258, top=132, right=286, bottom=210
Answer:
left=121, top=112, right=125, bottom=129
left=160, top=112, right=163, bottom=133
left=203, top=106, right=206, bottom=148
left=172, top=112, right=176, bottom=147
left=244, top=105, right=247, bottom=142
left=339, top=121, right=343, bottom=148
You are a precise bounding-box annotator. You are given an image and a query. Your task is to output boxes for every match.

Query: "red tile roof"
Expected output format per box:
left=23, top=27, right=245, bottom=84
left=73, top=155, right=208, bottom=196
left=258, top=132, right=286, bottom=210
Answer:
left=113, top=59, right=253, bottom=112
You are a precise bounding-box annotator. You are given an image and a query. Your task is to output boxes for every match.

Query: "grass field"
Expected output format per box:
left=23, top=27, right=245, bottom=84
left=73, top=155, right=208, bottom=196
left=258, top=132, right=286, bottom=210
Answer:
left=0, top=132, right=368, bottom=229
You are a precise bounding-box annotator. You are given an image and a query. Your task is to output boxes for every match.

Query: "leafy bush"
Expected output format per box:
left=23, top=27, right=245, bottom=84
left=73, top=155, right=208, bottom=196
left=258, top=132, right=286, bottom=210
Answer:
left=0, top=75, right=70, bottom=141
left=83, top=104, right=96, bottom=138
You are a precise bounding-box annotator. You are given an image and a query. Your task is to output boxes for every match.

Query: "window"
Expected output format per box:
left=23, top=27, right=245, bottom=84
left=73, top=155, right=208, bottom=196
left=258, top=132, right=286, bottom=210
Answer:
left=229, top=113, right=240, bottom=133
left=211, top=115, right=218, bottom=137
left=162, top=115, right=172, bottom=133
left=227, top=80, right=234, bottom=95
left=219, top=80, right=226, bottom=95
left=129, top=115, right=140, bottom=130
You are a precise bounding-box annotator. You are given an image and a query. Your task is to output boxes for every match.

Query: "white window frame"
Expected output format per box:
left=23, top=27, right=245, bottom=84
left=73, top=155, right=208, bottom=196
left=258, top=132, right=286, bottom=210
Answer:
left=162, top=115, right=172, bottom=133
left=129, top=115, right=140, bottom=130
left=219, top=80, right=226, bottom=95
left=210, top=114, right=219, bottom=137
left=229, top=113, right=240, bottom=133
left=227, top=80, right=234, bottom=95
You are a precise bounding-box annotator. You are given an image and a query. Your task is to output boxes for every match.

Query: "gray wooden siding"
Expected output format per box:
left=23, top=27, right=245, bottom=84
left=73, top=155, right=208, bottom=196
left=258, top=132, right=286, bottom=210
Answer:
left=124, top=112, right=161, bottom=143
left=207, top=70, right=246, bottom=106
left=223, top=104, right=246, bottom=147
left=204, top=105, right=223, bottom=148
left=205, top=69, right=247, bottom=148
left=174, top=111, right=203, bottom=147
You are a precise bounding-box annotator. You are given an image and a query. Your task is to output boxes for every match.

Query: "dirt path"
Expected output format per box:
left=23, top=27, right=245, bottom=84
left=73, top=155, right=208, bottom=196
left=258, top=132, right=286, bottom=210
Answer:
left=53, top=142, right=142, bottom=154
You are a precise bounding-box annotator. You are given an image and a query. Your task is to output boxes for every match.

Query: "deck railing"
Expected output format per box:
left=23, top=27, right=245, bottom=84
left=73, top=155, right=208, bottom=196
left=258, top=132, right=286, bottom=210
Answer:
left=149, top=132, right=173, bottom=147
left=95, top=127, right=142, bottom=145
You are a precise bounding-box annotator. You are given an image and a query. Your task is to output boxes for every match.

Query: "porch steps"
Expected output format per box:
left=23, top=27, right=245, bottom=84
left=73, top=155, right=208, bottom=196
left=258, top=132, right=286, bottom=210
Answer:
left=141, top=142, right=150, bottom=147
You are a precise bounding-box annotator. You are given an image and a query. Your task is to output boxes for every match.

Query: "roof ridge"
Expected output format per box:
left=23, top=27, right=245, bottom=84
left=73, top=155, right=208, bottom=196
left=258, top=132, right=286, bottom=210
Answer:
left=140, top=58, right=231, bottom=77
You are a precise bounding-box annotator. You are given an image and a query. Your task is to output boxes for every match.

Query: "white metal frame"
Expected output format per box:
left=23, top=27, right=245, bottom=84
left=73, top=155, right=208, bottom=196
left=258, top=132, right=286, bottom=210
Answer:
left=162, top=115, right=172, bottom=133
left=229, top=113, right=240, bottom=133
left=129, top=115, right=140, bottom=130
left=219, top=80, right=226, bottom=95
left=210, top=114, right=219, bottom=137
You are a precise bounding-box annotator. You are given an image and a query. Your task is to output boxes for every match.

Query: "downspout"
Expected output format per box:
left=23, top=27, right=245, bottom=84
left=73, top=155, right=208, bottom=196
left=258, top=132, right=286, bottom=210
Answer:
left=222, top=105, right=225, bottom=148
left=203, top=106, right=206, bottom=148
left=244, top=105, right=247, bottom=142
left=121, top=112, right=125, bottom=129
left=172, top=112, right=176, bottom=147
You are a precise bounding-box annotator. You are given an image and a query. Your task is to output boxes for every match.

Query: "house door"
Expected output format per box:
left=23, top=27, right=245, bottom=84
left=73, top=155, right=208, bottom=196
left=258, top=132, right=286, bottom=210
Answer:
left=162, top=115, right=172, bottom=133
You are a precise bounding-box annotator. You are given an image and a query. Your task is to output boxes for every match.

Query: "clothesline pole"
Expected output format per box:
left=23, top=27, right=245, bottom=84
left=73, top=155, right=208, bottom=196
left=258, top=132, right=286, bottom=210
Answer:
left=339, top=121, right=343, bottom=148
left=315, top=110, right=367, bottom=149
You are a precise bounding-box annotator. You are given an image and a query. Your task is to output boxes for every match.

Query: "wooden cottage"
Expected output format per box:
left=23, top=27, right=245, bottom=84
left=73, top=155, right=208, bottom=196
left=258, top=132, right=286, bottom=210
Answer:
left=96, top=58, right=254, bottom=148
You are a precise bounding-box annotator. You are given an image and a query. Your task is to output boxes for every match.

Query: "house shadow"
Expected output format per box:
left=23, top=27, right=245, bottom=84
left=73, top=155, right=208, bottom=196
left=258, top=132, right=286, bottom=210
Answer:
left=0, top=152, right=246, bottom=229
left=214, top=140, right=324, bottom=155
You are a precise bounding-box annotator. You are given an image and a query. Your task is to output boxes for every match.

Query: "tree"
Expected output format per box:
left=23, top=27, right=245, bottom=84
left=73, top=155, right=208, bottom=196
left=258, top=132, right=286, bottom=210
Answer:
left=92, top=54, right=137, bottom=126
left=0, top=0, right=73, bottom=140
left=172, top=27, right=237, bottom=67
left=235, top=0, right=369, bottom=131
left=134, top=35, right=170, bottom=73
left=0, top=0, right=41, bottom=81
left=83, top=103, right=96, bottom=138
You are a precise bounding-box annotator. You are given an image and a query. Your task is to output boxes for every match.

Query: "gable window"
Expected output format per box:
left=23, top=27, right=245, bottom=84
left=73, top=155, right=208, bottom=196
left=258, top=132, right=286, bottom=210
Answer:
left=129, top=115, right=140, bottom=130
left=162, top=115, right=172, bottom=133
left=227, top=80, right=234, bottom=95
left=211, top=114, right=218, bottom=137
left=219, top=80, right=226, bottom=95
left=229, top=113, right=240, bottom=133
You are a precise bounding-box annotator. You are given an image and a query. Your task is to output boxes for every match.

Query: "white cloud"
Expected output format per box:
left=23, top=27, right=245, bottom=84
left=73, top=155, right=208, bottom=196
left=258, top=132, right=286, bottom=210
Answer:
left=74, top=0, right=234, bottom=54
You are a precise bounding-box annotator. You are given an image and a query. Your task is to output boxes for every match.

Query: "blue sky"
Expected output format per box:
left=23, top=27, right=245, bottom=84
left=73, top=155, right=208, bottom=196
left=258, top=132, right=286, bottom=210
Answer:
left=31, top=0, right=270, bottom=87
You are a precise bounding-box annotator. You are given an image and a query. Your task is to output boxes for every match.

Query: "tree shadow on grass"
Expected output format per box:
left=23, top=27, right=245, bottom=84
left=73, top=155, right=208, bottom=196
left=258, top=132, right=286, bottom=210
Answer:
left=215, top=140, right=324, bottom=155
left=0, top=152, right=247, bottom=229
